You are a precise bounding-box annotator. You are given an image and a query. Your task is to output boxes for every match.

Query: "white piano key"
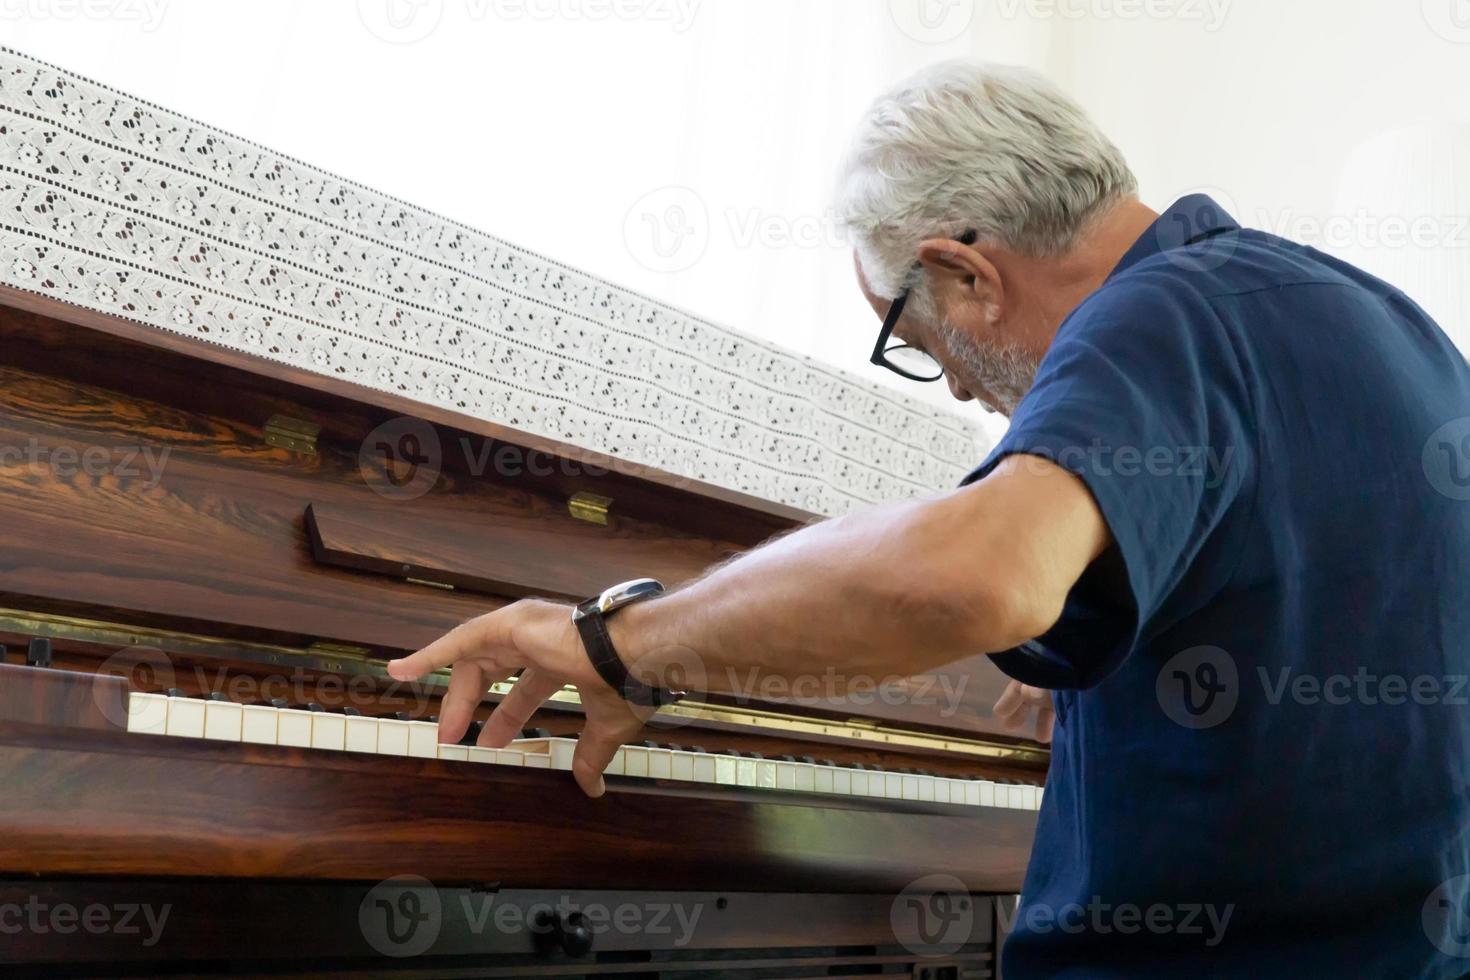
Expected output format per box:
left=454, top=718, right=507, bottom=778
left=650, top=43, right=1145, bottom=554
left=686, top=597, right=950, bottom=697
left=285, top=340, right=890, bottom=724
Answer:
left=240, top=704, right=278, bottom=745
left=755, top=758, right=778, bottom=789
left=1036, top=785, right=1045, bottom=809
left=467, top=746, right=497, bottom=765
left=164, top=696, right=205, bottom=739
left=377, top=718, right=410, bottom=756
left=917, top=776, right=935, bottom=803
left=345, top=716, right=378, bottom=754
left=497, top=749, right=525, bottom=767
left=1008, top=785, right=1027, bottom=809
left=407, top=722, right=439, bottom=759
left=696, top=753, right=721, bottom=784
left=203, top=699, right=243, bottom=742
left=311, top=713, right=346, bottom=752
left=126, top=693, right=168, bottom=735
left=647, top=747, right=672, bottom=780
left=733, top=756, right=755, bottom=787
left=523, top=753, right=550, bottom=769
left=437, top=745, right=468, bottom=762
left=276, top=708, right=312, bottom=748
left=901, top=774, right=920, bottom=801
left=832, top=768, right=852, bottom=795
left=603, top=747, right=624, bottom=776
left=978, top=781, right=996, bottom=807
left=670, top=750, right=696, bottom=781
left=934, top=778, right=952, bottom=804
left=814, top=765, right=834, bottom=794
left=850, top=770, right=869, bottom=795
left=794, top=763, right=817, bottom=793
left=548, top=738, right=576, bottom=771
left=622, top=745, right=649, bottom=778
left=775, top=761, right=797, bottom=791
left=883, top=772, right=903, bottom=800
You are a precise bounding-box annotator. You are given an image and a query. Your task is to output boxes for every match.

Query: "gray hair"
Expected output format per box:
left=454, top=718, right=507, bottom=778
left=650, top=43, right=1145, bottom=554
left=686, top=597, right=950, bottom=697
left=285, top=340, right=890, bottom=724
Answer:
left=838, top=60, right=1138, bottom=305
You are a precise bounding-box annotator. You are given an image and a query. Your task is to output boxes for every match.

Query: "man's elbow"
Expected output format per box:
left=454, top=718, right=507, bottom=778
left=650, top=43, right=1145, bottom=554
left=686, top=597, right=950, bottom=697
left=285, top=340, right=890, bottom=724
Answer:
left=961, top=576, right=1067, bottom=654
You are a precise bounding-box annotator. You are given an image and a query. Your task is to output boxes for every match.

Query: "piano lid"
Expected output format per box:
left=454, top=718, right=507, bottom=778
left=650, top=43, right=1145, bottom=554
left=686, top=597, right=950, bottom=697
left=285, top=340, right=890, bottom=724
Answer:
left=0, top=45, right=991, bottom=518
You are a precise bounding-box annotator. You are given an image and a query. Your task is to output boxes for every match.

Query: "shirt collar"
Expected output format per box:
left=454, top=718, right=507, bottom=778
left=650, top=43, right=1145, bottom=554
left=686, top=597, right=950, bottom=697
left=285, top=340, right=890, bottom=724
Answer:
left=1108, top=193, right=1241, bottom=281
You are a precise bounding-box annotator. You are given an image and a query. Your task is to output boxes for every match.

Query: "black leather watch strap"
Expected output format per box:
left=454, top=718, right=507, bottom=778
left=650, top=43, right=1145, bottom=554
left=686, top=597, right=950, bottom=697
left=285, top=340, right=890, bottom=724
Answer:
left=573, top=590, right=684, bottom=708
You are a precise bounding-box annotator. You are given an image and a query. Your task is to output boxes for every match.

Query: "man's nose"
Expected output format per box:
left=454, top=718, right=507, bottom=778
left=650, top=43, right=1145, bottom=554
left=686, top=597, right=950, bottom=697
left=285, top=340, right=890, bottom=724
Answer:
left=946, top=372, right=974, bottom=402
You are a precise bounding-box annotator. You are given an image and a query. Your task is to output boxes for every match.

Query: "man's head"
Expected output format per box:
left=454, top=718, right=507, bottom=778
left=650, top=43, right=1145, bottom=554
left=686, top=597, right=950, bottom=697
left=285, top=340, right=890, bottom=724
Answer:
left=839, top=60, right=1153, bottom=414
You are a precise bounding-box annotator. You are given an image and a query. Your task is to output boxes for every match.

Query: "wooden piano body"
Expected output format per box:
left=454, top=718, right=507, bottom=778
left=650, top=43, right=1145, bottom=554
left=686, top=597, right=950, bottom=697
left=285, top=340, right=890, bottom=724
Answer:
left=0, top=285, right=1044, bottom=976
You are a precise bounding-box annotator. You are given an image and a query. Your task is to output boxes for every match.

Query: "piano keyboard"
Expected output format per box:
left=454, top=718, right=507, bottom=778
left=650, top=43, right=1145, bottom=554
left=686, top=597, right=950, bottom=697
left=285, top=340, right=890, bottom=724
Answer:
left=125, top=691, right=1044, bottom=810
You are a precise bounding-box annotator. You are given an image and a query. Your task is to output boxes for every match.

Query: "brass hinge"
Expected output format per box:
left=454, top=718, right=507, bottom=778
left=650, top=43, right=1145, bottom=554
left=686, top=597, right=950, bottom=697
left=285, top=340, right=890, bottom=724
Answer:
left=568, top=491, right=612, bottom=525
left=264, top=415, right=322, bottom=455
left=306, top=641, right=372, bottom=662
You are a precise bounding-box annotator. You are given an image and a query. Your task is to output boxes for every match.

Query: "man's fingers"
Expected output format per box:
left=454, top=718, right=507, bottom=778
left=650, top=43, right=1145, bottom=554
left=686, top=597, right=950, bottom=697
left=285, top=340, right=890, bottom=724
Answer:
left=437, top=660, right=486, bottom=746
left=481, top=668, right=563, bottom=748
left=1035, top=702, right=1055, bottom=744
left=993, top=680, right=1024, bottom=719
left=571, top=726, right=624, bottom=798
left=388, top=611, right=514, bottom=681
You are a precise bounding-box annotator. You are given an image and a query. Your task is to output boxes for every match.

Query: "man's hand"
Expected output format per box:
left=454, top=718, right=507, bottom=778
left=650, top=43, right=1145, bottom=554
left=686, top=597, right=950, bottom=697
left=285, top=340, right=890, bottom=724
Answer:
left=993, top=679, right=1054, bottom=743
left=385, top=599, right=651, bottom=797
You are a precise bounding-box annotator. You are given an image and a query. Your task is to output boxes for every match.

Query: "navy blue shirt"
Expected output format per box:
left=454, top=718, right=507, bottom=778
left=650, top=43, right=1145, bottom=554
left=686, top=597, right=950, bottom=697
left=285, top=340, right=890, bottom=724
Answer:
left=968, top=195, right=1470, bottom=977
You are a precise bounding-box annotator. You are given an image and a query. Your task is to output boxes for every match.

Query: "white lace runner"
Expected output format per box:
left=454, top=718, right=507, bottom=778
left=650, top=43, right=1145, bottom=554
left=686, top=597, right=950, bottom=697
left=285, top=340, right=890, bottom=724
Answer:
left=0, top=46, right=990, bottom=516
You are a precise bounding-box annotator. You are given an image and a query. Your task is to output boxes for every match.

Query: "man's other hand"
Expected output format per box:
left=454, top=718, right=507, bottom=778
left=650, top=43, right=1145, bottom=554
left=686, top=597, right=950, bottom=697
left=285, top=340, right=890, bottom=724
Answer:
left=993, top=679, right=1054, bottom=743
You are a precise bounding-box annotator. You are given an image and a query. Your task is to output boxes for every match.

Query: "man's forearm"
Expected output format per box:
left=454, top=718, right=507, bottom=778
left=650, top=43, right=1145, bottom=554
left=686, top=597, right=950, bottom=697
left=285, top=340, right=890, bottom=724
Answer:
left=608, top=475, right=1078, bottom=698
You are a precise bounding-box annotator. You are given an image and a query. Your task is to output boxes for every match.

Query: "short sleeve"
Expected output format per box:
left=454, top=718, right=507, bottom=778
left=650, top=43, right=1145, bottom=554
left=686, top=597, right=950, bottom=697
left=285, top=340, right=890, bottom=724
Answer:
left=965, top=276, right=1257, bottom=689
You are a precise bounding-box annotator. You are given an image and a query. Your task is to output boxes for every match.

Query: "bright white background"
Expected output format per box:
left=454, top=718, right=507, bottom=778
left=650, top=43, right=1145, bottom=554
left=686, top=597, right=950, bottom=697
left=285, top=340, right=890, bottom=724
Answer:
left=5, top=0, right=1469, bottom=445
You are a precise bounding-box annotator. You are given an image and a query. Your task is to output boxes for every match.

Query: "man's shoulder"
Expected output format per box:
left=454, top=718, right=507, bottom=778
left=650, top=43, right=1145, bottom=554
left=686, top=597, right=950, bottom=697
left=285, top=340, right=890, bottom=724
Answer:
left=1062, top=228, right=1386, bottom=346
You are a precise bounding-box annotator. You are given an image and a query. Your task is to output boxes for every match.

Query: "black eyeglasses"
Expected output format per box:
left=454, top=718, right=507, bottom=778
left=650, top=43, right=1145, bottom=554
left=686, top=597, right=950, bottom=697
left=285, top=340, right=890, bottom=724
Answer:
left=867, top=229, right=977, bottom=383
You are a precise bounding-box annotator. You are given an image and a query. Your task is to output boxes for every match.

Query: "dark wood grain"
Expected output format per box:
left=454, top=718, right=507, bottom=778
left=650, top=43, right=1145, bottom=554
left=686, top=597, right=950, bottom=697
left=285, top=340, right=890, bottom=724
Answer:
left=0, top=662, right=128, bottom=733
left=0, top=721, right=1035, bottom=894
left=305, top=500, right=717, bottom=600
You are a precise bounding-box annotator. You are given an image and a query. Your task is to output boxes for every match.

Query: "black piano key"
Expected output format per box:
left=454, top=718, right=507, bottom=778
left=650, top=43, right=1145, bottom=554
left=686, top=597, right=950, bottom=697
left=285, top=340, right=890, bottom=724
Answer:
left=26, top=638, right=52, bottom=668
left=690, top=745, right=707, bottom=754
left=799, top=756, right=816, bottom=765
left=666, top=744, right=683, bottom=752
left=459, top=719, right=485, bottom=746
left=307, top=702, right=325, bottom=713
left=342, top=707, right=362, bottom=716
left=851, top=762, right=867, bottom=770
left=166, top=688, right=186, bottom=698
left=820, top=759, right=835, bottom=767
left=747, top=751, right=764, bottom=760
left=641, top=740, right=660, bottom=748
left=269, top=697, right=289, bottom=709
left=428, top=715, right=438, bottom=725
left=205, top=692, right=229, bottom=702
left=393, top=711, right=410, bottom=721
left=522, top=727, right=551, bottom=739
left=778, top=755, right=797, bottom=763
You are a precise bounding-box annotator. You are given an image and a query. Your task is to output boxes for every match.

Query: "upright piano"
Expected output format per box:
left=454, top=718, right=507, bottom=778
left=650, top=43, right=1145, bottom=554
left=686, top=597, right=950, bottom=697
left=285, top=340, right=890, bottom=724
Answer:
left=0, top=45, right=1045, bottom=977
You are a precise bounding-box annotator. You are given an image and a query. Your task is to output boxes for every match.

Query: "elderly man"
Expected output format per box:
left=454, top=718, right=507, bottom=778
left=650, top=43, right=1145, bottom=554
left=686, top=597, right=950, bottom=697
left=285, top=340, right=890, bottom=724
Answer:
left=389, top=61, right=1470, bottom=976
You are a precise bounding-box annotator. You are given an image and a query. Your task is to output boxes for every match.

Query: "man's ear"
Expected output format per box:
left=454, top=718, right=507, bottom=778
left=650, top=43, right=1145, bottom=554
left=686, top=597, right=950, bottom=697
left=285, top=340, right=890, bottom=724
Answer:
left=916, top=237, right=1003, bottom=321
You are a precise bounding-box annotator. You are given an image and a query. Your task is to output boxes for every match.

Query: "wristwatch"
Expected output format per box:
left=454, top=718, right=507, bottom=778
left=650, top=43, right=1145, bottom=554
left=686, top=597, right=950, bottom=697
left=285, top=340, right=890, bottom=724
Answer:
left=571, top=578, right=686, bottom=708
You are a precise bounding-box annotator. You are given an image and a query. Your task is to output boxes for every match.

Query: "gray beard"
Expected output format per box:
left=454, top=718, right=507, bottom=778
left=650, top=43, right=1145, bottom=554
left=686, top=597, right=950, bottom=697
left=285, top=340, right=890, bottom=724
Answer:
left=934, top=319, right=1041, bottom=417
